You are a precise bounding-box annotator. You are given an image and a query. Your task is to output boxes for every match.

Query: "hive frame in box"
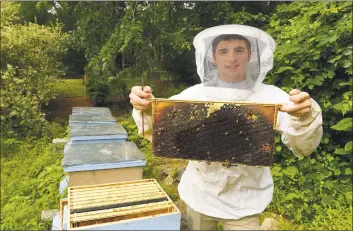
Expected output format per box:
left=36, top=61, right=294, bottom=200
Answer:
left=151, top=98, right=282, bottom=167
left=63, top=179, right=181, bottom=230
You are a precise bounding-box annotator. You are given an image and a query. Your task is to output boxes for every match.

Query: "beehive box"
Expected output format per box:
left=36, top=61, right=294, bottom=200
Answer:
left=62, top=179, right=181, bottom=230
left=63, top=142, right=146, bottom=186
left=69, top=114, right=116, bottom=125
left=69, top=123, right=128, bottom=144
left=72, top=107, right=112, bottom=116
left=151, top=98, right=281, bottom=167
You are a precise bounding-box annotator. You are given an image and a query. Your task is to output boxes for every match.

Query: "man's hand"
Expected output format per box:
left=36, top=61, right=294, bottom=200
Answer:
left=279, top=89, right=312, bottom=117
left=129, top=86, right=153, bottom=111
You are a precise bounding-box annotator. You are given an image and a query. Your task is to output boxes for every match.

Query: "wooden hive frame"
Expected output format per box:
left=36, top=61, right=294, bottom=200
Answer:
left=67, top=179, right=180, bottom=230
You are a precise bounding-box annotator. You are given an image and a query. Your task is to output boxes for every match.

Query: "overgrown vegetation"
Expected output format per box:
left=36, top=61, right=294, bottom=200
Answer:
left=265, top=2, right=352, bottom=228
left=1, top=121, right=67, bottom=230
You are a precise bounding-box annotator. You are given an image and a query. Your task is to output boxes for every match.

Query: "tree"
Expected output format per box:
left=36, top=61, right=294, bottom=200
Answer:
left=1, top=2, right=69, bottom=138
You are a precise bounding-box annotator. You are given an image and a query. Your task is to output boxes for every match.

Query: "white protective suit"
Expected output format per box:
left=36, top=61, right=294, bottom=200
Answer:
left=132, top=25, right=323, bottom=219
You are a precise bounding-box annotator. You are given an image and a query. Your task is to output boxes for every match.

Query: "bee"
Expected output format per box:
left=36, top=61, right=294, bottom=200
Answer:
left=245, top=112, right=258, bottom=121
left=261, top=144, right=272, bottom=152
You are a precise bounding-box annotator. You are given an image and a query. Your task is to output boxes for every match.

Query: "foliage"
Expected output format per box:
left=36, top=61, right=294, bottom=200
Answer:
left=0, top=1, right=21, bottom=27
left=88, top=82, right=110, bottom=106
left=1, top=122, right=67, bottom=230
left=305, top=205, right=352, bottom=230
left=17, top=1, right=54, bottom=25
left=107, top=75, right=130, bottom=104
left=72, top=2, right=125, bottom=61
left=265, top=1, right=353, bottom=225
left=0, top=2, right=69, bottom=138
left=62, top=48, right=87, bottom=77
left=152, top=82, right=190, bottom=98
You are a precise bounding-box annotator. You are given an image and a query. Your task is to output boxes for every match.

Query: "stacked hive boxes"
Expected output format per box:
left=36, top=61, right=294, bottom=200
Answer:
left=66, top=107, right=145, bottom=186
left=54, top=107, right=180, bottom=230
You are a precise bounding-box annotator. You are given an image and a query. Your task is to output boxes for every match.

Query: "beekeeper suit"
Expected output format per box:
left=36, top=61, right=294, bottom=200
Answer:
left=130, top=25, right=323, bottom=230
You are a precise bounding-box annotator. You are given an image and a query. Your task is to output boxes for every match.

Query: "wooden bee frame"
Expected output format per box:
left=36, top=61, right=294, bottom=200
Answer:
left=151, top=98, right=282, bottom=167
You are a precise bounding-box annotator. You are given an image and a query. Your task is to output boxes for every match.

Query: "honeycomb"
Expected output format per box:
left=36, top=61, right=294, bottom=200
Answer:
left=151, top=98, right=282, bottom=167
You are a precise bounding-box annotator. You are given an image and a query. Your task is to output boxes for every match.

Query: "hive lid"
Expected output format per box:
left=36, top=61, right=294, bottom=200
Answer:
left=151, top=98, right=282, bottom=167
left=72, top=107, right=111, bottom=115
left=69, top=114, right=116, bottom=124
left=70, top=123, right=128, bottom=140
left=63, top=142, right=146, bottom=172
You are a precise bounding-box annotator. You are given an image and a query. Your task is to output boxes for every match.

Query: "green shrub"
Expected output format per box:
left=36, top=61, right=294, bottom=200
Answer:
left=0, top=3, right=69, bottom=139
left=88, top=82, right=110, bottom=106
left=264, top=2, right=352, bottom=227
left=107, top=75, right=130, bottom=106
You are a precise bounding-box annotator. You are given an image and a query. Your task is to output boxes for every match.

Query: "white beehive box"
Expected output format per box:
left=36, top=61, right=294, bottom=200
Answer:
left=69, top=114, right=116, bottom=125
left=72, top=107, right=112, bottom=116
left=63, top=142, right=146, bottom=186
left=61, top=179, right=181, bottom=230
left=69, top=123, right=128, bottom=144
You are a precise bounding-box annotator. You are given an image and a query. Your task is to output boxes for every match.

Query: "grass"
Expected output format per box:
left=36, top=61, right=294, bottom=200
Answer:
left=53, top=78, right=86, bottom=98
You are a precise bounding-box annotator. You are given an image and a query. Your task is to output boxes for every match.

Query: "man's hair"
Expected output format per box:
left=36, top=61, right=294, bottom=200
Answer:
left=212, top=34, right=251, bottom=53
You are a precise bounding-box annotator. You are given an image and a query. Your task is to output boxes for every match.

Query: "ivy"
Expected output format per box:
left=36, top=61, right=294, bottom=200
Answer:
left=331, top=117, right=353, bottom=131
left=266, top=2, right=352, bottom=226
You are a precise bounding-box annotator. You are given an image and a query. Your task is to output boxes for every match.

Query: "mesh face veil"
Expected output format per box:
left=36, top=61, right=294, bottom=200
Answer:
left=193, top=25, right=276, bottom=101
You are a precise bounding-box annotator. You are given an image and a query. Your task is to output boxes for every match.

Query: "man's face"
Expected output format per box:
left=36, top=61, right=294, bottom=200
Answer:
left=213, top=39, right=251, bottom=81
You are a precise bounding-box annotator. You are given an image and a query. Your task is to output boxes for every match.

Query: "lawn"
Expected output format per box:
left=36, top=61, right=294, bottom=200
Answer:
left=53, top=78, right=86, bottom=98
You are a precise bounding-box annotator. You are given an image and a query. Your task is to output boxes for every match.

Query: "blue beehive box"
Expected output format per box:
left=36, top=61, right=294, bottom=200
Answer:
left=72, top=107, right=111, bottom=115
left=63, top=142, right=146, bottom=186
left=69, top=114, right=116, bottom=125
left=69, top=123, right=128, bottom=144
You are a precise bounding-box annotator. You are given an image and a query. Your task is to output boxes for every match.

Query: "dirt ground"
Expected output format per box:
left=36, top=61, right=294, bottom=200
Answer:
left=45, top=97, right=93, bottom=121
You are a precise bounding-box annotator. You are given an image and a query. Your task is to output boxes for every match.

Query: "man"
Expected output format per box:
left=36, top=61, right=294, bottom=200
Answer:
left=129, top=25, right=323, bottom=230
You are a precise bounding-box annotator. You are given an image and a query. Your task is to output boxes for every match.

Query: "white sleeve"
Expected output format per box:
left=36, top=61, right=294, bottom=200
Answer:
left=276, top=98, right=323, bottom=157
